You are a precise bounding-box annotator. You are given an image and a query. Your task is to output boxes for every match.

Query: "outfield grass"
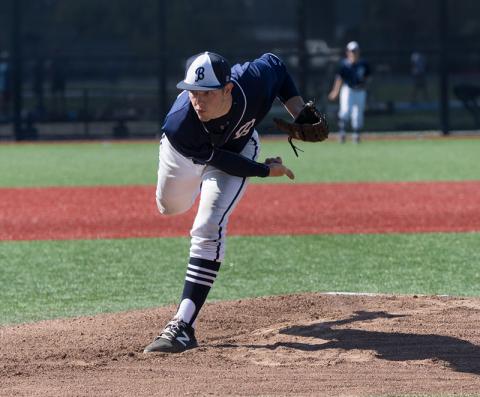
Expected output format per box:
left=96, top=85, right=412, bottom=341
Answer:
left=0, top=141, right=159, bottom=187
left=1, top=233, right=479, bottom=325
left=0, top=138, right=479, bottom=187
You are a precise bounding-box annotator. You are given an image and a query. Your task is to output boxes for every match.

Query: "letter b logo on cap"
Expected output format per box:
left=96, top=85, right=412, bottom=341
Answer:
left=195, top=67, right=205, bottom=82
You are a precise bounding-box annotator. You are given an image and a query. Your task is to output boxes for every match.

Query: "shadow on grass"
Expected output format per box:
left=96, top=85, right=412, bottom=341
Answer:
left=217, top=311, right=480, bottom=375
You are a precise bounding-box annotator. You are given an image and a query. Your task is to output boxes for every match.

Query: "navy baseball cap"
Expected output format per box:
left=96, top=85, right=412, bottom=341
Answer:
left=176, top=51, right=231, bottom=91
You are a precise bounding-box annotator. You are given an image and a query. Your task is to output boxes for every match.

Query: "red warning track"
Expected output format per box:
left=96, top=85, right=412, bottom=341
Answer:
left=1, top=181, right=480, bottom=241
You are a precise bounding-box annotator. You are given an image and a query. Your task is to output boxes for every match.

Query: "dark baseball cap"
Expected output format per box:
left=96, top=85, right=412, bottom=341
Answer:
left=176, top=51, right=231, bottom=91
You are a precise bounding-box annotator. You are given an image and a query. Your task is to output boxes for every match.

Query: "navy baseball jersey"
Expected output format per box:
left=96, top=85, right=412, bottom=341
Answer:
left=162, top=53, right=299, bottom=177
left=337, top=59, right=371, bottom=89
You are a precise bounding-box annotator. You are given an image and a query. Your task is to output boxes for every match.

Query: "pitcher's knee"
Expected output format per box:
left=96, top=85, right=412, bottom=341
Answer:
left=156, top=196, right=185, bottom=216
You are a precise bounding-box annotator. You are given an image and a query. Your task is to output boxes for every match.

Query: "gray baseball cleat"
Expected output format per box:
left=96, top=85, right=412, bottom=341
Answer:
left=143, top=318, right=198, bottom=353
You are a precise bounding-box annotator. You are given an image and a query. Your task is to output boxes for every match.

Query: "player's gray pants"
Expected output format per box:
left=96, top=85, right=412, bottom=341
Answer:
left=156, top=131, right=260, bottom=262
left=338, top=85, right=366, bottom=131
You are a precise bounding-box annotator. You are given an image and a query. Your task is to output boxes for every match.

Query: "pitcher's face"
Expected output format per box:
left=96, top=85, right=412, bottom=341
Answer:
left=189, top=84, right=233, bottom=122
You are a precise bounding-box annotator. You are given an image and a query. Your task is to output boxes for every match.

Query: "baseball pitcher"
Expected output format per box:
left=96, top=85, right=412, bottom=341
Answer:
left=144, top=51, right=328, bottom=353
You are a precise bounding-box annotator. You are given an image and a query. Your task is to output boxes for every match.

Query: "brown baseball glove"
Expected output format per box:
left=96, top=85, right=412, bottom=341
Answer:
left=273, top=101, right=329, bottom=156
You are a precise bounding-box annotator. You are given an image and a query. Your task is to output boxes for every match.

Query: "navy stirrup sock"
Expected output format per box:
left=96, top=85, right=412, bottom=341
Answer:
left=175, top=257, right=220, bottom=326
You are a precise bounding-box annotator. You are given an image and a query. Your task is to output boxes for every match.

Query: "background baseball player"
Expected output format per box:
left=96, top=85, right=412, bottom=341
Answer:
left=328, top=41, right=371, bottom=143
left=143, top=51, right=327, bottom=353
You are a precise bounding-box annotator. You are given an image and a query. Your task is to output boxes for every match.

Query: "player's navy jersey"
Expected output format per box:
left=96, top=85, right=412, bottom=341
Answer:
left=337, top=59, right=371, bottom=89
left=162, top=53, right=299, bottom=177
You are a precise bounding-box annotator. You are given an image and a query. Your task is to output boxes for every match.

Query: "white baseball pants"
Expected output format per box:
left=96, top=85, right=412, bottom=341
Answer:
left=338, top=85, right=367, bottom=130
left=156, top=131, right=260, bottom=262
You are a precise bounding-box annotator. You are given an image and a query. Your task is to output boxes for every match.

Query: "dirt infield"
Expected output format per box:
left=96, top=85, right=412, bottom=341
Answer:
left=2, top=181, right=480, bottom=240
left=2, top=293, right=480, bottom=396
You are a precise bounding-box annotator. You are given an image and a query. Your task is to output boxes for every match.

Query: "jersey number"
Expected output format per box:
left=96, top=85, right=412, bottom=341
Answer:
left=233, top=119, right=256, bottom=139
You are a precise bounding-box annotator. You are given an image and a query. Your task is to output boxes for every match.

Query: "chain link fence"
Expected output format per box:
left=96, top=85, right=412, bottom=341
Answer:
left=0, top=0, right=479, bottom=140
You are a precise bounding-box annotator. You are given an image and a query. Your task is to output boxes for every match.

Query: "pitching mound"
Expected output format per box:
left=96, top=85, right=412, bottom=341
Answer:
left=2, top=293, right=480, bottom=396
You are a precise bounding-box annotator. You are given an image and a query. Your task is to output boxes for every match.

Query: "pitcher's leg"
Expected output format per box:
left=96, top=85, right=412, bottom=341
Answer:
left=175, top=133, right=260, bottom=327
left=190, top=168, right=250, bottom=261
left=190, top=132, right=259, bottom=261
left=156, top=135, right=203, bottom=215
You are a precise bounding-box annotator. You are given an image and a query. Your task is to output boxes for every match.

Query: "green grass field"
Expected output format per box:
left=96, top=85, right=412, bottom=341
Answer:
left=1, top=138, right=479, bottom=187
left=1, top=137, right=479, bottom=325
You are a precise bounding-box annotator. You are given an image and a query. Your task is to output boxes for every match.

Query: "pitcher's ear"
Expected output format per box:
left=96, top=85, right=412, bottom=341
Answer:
left=224, top=82, right=234, bottom=94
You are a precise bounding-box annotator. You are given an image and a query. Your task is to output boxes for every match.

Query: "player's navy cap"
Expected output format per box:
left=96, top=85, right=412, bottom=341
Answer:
left=176, top=51, right=231, bottom=91
left=346, top=41, right=360, bottom=52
